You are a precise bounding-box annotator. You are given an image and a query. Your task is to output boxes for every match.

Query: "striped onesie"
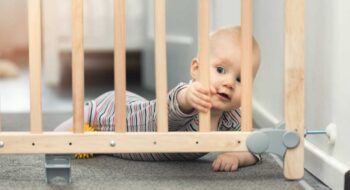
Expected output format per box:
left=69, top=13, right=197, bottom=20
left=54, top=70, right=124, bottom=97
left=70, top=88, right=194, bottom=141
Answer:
left=55, top=82, right=241, bottom=161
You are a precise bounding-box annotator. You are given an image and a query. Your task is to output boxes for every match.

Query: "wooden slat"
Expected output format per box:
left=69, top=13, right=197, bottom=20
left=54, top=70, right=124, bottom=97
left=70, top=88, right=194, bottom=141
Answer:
left=0, top=132, right=249, bottom=154
left=28, top=0, right=43, bottom=133
left=284, top=0, right=305, bottom=180
left=72, top=0, right=85, bottom=133
left=155, top=0, right=168, bottom=132
left=114, top=0, right=127, bottom=132
left=198, top=0, right=211, bottom=132
left=241, top=0, right=253, bottom=132
left=0, top=94, right=2, bottom=131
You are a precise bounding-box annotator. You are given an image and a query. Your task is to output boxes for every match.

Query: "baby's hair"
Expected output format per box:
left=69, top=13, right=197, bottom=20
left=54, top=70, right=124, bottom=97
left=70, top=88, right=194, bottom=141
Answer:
left=209, top=26, right=261, bottom=68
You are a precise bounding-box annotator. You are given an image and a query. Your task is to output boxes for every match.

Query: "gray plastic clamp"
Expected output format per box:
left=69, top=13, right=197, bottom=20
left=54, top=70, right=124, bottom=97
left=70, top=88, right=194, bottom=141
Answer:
left=246, top=128, right=300, bottom=158
left=45, top=154, right=72, bottom=184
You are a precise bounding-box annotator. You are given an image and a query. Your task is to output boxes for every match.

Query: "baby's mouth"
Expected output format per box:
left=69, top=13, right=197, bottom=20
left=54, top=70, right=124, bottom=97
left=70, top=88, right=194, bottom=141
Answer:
left=217, top=92, right=231, bottom=101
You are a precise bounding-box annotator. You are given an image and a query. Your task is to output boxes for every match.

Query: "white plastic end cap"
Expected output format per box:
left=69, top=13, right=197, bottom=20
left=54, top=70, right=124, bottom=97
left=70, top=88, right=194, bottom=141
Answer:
left=325, top=123, right=337, bottom=145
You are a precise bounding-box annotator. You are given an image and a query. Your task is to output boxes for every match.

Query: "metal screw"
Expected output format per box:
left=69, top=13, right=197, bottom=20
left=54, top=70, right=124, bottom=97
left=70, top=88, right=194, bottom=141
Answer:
left=0, top=141, right=4, bottom=148
left=304, top=130, right=326, bottom=137
left=110, top=140, right=116, bottom=147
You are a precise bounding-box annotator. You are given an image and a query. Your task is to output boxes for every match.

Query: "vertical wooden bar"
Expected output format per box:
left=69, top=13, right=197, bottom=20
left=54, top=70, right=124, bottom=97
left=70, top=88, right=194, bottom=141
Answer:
left=72, top=0, right=84, bottom=133
left=284, top=0, right=305, bottom=180
left=114, top=0, right=127, bottom=132
left=28, top=0, right=43, bottom=133
left=240, top=0, right=253, bottom=132
left=155, top=0, right=168, bottom=132
left=0, top=96, right=2, bottom=131
left=198, top=0, right=211, bottom=132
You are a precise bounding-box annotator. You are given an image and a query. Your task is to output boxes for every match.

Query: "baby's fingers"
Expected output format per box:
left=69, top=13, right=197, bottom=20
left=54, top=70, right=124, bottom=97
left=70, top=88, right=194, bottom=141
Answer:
left=188, top=93, right=211, bottom=111
left=231, top=164, right=238, bottom=172
left=193, top=82, right=211, bottom=95
left=224, top=163, right=233, bottom=172
left=192, top=99, right=211, bottom=112
left=193, top=89, right=211, bottom=103
left=212, top=159, right=221, bottom=172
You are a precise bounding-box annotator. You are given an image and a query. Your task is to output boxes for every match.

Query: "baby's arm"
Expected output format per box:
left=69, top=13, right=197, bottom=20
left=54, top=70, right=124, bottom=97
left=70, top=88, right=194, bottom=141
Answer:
left=212, top=152, right=258, bottom=172
left=176, top=81, right=216, bottom=114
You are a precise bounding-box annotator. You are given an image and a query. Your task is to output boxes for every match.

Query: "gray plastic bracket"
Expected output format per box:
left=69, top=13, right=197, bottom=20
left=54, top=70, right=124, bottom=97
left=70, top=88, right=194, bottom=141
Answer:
left=45, top=154, right=72, bottom=184
left=246, top=127, right=300, bottom=158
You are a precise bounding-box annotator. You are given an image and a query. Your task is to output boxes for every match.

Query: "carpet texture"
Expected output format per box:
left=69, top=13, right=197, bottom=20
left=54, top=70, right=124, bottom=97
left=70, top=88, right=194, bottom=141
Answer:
left=0, top=154, right=305, bottom=190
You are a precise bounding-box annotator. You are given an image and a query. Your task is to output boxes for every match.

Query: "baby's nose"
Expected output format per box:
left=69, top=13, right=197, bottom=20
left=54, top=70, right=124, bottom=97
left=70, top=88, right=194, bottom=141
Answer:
left=223, top=80, right=235, bottom=89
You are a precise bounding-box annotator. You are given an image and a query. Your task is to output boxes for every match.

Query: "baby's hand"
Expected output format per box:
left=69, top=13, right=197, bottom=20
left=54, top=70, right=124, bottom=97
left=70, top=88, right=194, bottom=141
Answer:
left=212, top=152, right=258, bottom=172
left=185, top=81, right=216, bottom=113
left=212, top=152, right=240, bottom=172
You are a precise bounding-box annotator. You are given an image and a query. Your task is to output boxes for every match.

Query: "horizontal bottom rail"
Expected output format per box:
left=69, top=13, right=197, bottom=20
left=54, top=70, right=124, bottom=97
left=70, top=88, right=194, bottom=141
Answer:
left=0, top=132, right=249, bottom=154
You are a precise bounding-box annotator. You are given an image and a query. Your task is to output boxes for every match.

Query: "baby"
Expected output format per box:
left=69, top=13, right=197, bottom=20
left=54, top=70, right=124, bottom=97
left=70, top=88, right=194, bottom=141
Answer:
left=55, top=25, right=261, bottom=172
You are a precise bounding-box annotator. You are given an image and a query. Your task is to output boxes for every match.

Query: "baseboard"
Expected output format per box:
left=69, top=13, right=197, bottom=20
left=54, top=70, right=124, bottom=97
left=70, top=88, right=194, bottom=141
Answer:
left=252, top=99, right=280, bottom=128
left=253, top=99, right=349, bottom=190
left=305, top=141, right=348, bottom=190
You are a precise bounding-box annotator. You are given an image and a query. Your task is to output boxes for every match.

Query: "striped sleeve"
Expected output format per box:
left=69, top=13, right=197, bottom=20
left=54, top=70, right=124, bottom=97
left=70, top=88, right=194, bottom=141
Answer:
left=167, top=82, right=198, bottom=131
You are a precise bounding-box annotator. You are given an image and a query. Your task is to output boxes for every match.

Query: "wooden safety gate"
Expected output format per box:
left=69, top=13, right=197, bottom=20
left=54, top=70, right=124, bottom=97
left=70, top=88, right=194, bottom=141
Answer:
left=0, top=0, right=304, bottom=180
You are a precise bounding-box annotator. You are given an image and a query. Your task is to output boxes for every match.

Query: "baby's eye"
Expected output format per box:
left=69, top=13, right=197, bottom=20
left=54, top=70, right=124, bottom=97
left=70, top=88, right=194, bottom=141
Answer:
left=216, top=67, right=225, bottom=74
left=236, top=77, right=241, bottom=83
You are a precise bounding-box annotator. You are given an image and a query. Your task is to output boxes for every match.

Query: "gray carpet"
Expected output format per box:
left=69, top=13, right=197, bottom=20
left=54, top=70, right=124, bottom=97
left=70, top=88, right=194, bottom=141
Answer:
left=0, top=154, right=304, bottom=190
left=0, top=113, right=330, bottom=190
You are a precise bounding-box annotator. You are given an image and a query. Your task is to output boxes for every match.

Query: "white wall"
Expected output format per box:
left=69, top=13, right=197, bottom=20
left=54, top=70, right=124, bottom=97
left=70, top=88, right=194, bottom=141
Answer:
left=142, top=0, right=198, bottom=90
left=333, top=0, right=350, bottom=165
left=211, top=0, right=240, bottom=30
left=253, top=0, right=350, bottom=189
left=252, top=0, right=285, bottom=121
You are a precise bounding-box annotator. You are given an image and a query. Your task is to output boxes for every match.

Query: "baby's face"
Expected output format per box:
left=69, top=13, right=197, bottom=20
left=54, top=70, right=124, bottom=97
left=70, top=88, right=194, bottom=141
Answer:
left=202, top=36, right=258, bottom=112
left=208, top=39, right=243, bottom=111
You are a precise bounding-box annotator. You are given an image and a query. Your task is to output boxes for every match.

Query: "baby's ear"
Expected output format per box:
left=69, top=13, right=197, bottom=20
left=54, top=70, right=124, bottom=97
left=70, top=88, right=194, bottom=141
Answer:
left=191, top=58, right=199, bottom=80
